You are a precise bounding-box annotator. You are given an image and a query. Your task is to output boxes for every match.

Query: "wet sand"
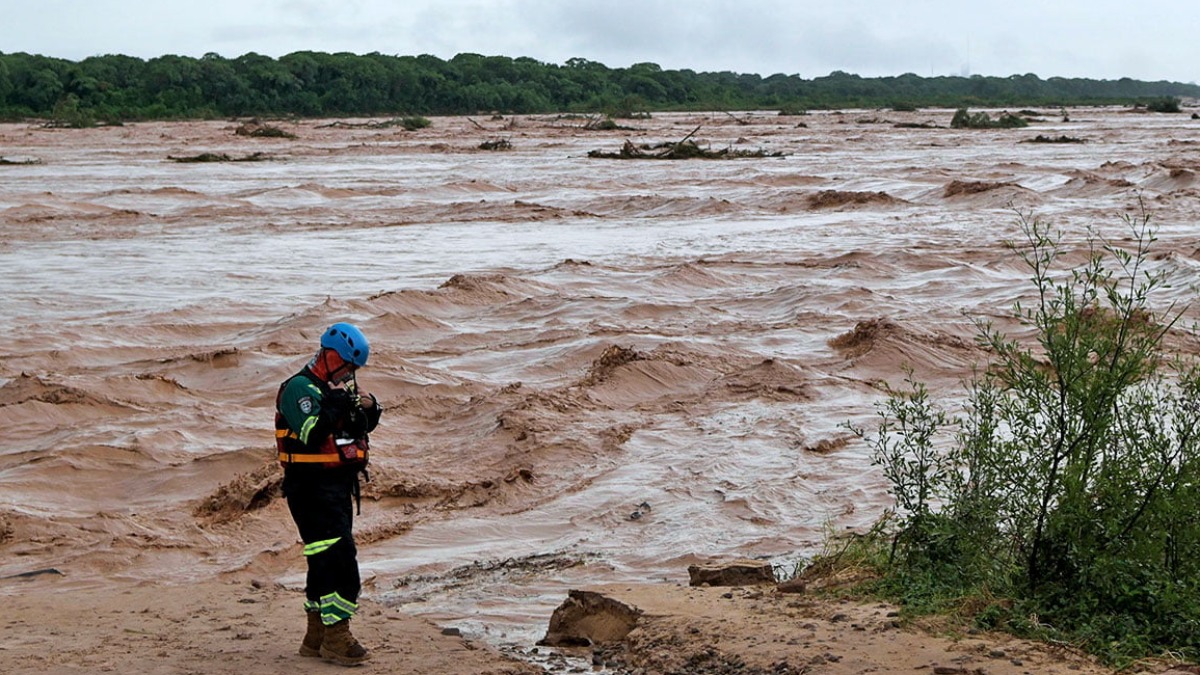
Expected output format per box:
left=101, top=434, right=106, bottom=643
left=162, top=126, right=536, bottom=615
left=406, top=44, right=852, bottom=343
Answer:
left=1, top=108, right=1198, bottom=672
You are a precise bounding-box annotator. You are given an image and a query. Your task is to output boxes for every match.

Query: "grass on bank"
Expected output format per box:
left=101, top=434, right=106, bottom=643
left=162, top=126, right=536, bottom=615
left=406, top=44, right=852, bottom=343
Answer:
left=802, top=206, right=1200, bottom=670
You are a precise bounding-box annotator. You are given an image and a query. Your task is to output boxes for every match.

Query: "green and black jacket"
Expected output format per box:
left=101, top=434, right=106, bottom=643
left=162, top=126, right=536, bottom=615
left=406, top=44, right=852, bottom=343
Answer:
left=275, top=367, right=379, bottom=469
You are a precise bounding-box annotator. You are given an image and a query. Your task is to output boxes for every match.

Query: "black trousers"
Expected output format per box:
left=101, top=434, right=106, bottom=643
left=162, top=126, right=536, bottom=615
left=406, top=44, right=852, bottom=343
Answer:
left=283, top=468, right=361, bottom=614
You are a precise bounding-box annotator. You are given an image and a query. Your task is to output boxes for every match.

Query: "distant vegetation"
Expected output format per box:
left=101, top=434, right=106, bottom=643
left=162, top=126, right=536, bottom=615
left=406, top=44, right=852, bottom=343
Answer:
left=0, top=51, right=1198, bottom=123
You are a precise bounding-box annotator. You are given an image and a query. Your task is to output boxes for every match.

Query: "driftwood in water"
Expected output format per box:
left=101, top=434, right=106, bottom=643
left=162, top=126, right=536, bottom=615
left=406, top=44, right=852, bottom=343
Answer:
left=318, top=116, right=430, bottom=131
left=479, top=138, right=512, bottom=151
left=1023, top=134, right=1087, bottom=144
left=583, top=115, right=635, bottom=131
left=724, top=111, right=751, bottom=125
left=589, top=126, right=783, bottom=160
left=235, top=122, right=296, bottom=139
left=1, top=567, right=63, bottom=580
left=319, top=119, right=392, bottom=129
left=168, top=152, right=273, bottom=163
left=589, top=139, right=784, bottom=159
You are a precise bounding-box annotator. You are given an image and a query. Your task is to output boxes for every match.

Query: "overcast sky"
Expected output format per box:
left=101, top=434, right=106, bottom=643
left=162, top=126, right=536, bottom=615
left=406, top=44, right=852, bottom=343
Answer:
left=3, top=0, right=1196, bottom=83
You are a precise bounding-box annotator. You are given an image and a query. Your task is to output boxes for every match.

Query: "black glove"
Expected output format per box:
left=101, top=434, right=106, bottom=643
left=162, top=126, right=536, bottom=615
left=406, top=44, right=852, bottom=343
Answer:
left=323, top=388, right=352, bottom=415
left=360, top=394, right=382, bottom=433
left=320, top=389, right=358, bottom=433
left=343, top=406, right=369, bottom=438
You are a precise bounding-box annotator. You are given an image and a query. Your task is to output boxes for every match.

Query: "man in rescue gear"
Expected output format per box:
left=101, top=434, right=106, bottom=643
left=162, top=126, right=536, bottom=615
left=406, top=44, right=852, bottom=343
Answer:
left=275, top=322, right=382, bottom=666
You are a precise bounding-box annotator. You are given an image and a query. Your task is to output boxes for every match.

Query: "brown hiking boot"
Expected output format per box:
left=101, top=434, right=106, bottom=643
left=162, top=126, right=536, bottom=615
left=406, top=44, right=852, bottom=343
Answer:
left=299, top=610, right=325, bottom=657
left=319, top=618, right=371, bottom=666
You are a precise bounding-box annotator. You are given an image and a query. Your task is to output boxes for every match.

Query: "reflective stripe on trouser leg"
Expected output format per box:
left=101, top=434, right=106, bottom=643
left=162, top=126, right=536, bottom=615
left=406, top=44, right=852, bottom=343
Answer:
left=304, top=600, right=320, bottom=613
left=304, top=537, right=341, bottom=556
left=320, top=591, right=358, bottom=626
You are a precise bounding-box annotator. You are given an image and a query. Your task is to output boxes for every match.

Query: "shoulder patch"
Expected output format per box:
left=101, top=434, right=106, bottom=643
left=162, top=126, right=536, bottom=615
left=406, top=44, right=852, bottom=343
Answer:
left=298, top=396, right=314, bottom=414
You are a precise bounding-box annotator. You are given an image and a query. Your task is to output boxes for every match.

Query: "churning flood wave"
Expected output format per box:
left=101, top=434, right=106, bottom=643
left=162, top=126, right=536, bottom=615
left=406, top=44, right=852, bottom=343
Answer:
left=2, top=108, right=1199, bottom=643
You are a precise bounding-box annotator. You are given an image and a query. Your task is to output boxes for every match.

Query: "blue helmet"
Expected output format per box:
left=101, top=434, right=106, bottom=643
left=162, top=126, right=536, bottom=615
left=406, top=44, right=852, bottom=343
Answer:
left=320, top=322, right=370, bottom=367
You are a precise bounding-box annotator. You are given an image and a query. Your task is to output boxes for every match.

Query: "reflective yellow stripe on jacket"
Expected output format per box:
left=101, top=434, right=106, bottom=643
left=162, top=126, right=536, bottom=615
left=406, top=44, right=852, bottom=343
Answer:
left=276, top=428, right=333, bottom=463
left=299, top=415, right=318, bottom=444
left=278, top=452, right=335, bottom=463
left=304, top=537, right=341, bottom=556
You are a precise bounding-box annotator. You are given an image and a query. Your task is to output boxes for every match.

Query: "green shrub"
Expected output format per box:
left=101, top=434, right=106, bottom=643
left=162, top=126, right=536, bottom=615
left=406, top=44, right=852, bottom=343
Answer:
left=994, top=112, right=1029, bottom=128
left=401, top=115, right=431, bottom=131
left=589, top=118, right=621, bottom=130
left=604, top=95, right=651, bottom=119
left=46, top=94, right=95, bottom=128
left=1145, top=97, right=1182, bottom=113
left=850, top=207, right=1200, bottom=666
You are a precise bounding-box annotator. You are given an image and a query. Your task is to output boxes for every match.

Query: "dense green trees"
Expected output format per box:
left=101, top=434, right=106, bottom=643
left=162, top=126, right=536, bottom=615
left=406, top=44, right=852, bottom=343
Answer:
left=0, top=50, right=1196, bottom=121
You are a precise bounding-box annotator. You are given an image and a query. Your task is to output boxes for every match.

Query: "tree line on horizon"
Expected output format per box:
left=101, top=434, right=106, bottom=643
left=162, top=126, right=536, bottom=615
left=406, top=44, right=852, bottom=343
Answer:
left=1, top=50, right=1197, bottom=124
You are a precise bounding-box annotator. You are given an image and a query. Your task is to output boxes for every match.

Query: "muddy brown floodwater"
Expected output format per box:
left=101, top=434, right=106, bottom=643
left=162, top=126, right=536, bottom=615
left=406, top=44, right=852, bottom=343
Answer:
left=1, top=108, right=1198, bottom=671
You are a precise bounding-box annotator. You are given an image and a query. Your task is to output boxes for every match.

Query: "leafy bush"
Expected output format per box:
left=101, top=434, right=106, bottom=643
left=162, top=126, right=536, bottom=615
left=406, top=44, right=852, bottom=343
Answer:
left=605, top=95, right=651, bottom=119
left=1145, top=97, right=1182, bottom=113
left=400, top=115, right=431, bottom=131
left=46, top=94, right=95, bottom=128
left=950, top=108, right=1029, bottom=129
left=849, top=208, right=1200, bottom=666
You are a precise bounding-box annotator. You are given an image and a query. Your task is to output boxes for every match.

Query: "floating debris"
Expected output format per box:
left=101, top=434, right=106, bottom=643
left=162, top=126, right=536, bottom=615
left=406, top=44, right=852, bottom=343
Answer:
left=235, top=122, right=296, bottom=139
left=589, top=124, right=784, bottom=160
left=1024, top=134, right=1087, bottom=144
left=168, top=152, right=273, bottom=163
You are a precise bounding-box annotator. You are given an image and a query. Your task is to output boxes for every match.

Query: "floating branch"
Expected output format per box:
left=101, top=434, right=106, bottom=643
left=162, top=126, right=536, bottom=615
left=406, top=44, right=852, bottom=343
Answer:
left=318, top=116, right=431, bottom=131
left=583, top=115, right=635, bottom=131
left=950, top=108, right=1029, bottom=129
left=235, top=122, right=296, bottom=139
left=589, top=124, right=783, bottom=159
left=168, top=152, right=273, bottom=163
left=1023, top=134, right=1087, bottom=144
left=588, top=139, right=784, bottom=160
left=723, top=111, right=751, bottom=125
